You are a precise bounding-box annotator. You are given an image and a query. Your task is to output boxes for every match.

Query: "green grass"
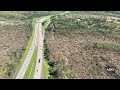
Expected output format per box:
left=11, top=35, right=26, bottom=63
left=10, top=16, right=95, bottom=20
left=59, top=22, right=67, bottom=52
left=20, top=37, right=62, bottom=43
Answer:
left=0, top=11, right=27, bottom=20
left=41, top=47, right=50, bottom=79
left=23, top=47, right=37, bottom=79
left=42, top=17, right=51, bottom=35
left=41, top=17, right=51, bottom=79
left=33, top=17, right=43, bottom=21
left=12, top=18, right=36, bottom=79
left=42, top=59, right=50, bottom=79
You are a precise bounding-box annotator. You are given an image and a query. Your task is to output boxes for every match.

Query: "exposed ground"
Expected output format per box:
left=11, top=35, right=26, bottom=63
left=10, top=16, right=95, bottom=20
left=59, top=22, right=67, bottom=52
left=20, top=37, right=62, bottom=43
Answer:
left=45, top=12, right=120, bottom=79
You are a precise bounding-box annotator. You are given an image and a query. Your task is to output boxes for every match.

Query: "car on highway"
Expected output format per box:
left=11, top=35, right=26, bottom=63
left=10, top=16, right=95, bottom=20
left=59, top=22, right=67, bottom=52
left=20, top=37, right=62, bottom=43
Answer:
left=38, top=59, right=40, bottom=63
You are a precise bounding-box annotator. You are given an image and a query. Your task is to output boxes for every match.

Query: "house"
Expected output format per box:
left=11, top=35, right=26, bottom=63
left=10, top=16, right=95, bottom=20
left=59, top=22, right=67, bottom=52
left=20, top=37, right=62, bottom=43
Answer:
left=76, top=18, right=81, bottom=22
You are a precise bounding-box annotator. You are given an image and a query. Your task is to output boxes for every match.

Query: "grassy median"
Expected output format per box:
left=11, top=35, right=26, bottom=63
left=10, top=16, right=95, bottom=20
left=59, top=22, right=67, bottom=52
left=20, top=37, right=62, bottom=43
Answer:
left=23, top=47, right=37, bottom=79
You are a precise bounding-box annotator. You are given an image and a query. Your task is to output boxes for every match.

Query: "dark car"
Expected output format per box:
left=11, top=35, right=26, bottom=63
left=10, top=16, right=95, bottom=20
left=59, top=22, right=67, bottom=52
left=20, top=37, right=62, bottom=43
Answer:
left=38, top=59, right=40, bottom=63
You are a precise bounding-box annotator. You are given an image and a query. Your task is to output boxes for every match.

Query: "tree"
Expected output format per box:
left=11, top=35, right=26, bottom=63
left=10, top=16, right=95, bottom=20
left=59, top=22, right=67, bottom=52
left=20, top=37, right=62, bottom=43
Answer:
left=48, top=61, right=55, bottom=67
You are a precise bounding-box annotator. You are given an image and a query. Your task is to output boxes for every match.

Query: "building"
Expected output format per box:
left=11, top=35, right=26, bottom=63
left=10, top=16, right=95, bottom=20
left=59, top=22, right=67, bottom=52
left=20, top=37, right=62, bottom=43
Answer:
left=76, top=18, right=81, bottom=22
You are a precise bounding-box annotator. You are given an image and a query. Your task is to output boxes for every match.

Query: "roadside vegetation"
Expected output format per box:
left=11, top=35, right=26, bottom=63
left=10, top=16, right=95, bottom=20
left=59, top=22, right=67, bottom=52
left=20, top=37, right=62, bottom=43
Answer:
left=45, top=12, right=120, bottom=79
left=41, top=18, right=51, bottom=79
left=41, top=44, right=50, bottom=79
left=42, top=16, right=51, bottom=35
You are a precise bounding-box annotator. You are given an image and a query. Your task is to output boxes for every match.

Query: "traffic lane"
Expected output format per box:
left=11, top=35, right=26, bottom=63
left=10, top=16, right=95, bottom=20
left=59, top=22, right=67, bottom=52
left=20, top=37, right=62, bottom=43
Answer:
left=33, top=23, right=43, bottom=79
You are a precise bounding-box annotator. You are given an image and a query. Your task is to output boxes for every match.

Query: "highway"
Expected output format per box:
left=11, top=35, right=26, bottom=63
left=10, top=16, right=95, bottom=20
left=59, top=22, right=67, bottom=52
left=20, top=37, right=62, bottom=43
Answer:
left=16, top=17, right=47, bottom=79
left=33, top=23, right=43, bottom=79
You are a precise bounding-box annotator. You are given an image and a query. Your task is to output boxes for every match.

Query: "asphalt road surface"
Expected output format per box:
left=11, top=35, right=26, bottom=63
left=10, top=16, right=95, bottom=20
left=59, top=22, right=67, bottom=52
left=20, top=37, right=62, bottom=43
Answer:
left=33, top=22, right=43, bottom=79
